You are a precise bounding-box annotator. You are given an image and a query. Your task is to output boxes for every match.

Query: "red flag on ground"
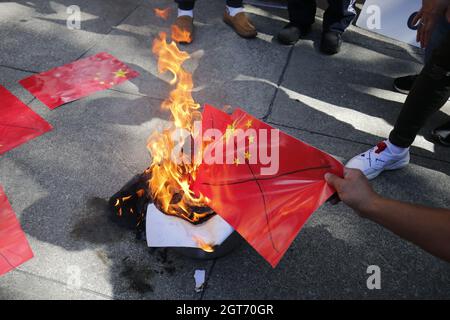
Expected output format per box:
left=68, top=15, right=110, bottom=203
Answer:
left=19, top=52, right=139, bottom=109
left=0, top=85, right=52, bottom=155
left=192, top=105, right=343, bottom=267
left=0, top=186, right=34, bottom=276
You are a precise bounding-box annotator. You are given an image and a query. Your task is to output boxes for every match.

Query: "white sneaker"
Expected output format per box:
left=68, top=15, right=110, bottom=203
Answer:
left=346, top=141, right=410, bottom=180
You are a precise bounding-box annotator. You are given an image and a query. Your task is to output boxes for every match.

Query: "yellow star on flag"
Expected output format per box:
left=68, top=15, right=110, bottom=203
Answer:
left=233, top=157, right=241, bottom=166
left=245, top=119, right=253, bottom=128
left=113, top=69, right=128, bottom=78
left=248, top=135, right=255, bottom=144
left=225, top=120, right=237, bottom=141
left=244, top=151, right=251, bottom=160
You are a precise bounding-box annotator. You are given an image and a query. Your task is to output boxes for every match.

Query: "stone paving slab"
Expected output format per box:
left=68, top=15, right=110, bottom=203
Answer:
left=0, top=0, right=143, bottom=72
left=82, top=0, right=291, bottom=118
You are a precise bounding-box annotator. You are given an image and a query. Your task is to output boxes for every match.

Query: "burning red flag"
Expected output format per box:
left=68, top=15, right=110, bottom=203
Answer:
left=19, top=52, right=139, bottom=109
left=0, top=85, right=52, bottom=155
left=0, top=186, right=34, bottom=276
left=192, top=105, right=343, bottom=267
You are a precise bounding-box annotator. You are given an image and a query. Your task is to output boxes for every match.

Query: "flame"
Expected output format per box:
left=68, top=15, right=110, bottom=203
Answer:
left=171, top=25, right=192, bottom=44
left=148, top=32, right=209, bottom=224
left=193, top=236, right=215, bottom=253
left=154, top=7, right=171, bottom=20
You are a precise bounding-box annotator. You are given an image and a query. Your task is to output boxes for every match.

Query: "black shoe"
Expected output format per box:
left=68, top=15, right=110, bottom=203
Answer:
left=431, top=121, right=450, bottom=147
left=277, top=23, right=311, bottom=45
left=320, top=31, right=342, bottom=55
left=393, top=75, right=418, bottom=94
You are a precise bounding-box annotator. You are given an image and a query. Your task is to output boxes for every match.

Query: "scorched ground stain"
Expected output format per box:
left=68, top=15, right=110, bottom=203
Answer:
left=69, top=197, right=180, bottom=295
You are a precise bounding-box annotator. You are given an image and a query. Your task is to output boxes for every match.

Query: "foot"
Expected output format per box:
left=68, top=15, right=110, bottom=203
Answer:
left=172, top=15, right=194, bottom=44
left=431, top=121, right=450, bottom=147
left=277, top=23, right=311, bottom=45
left=393, top=75, right=418, bottom=94
left=346, top=141, right=410, bottom=180
left=223, top=11, right=257, bottom=39
left=320, top=31, right=342, bottom=55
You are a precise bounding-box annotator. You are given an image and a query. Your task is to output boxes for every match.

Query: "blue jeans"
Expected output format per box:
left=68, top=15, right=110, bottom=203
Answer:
left=425, top=16, right=450, bottom=62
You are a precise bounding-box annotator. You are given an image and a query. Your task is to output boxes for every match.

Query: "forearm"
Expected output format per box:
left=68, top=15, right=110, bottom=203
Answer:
left=362, top=196, right=450, bottom=262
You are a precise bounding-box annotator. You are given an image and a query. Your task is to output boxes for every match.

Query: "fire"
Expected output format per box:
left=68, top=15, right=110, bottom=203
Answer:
left=193, top=236, right=215, bottom=253
left=154, top=7, right=171, bottom=20
left=148, top=32, right=211, bottom=224
left=171, top=25, right=192, bottom=44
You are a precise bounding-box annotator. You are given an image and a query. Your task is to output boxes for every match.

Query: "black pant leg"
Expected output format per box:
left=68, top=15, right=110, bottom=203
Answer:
left=389, top=34, right=450, bottom=148
left=323, top=0, right=356, bottom=33
left=176, top=0, right=195, bottom=10
left=226, top=0, right=243, bottom=7
left=287, top=0, right=317, bottom=27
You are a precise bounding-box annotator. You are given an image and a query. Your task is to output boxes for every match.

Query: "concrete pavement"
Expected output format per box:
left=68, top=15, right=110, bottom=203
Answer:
left=1, top=0, right=449, bottom=299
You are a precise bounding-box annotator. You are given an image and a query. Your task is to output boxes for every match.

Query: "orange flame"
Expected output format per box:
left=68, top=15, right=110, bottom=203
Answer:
left=154, top=7, right=171, bottom=20
left=193, top=236, right=215, bottom=253
left=171, top=25, right=192, bottom=44
left=148, top=32, right=208, bottom=224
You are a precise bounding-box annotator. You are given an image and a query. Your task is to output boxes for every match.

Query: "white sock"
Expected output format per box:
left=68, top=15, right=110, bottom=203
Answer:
left=178, top=9, right=193, bottom=18
left=386, top=140, right=409, bottom=156
left=226, top=5, right=243, bottom=16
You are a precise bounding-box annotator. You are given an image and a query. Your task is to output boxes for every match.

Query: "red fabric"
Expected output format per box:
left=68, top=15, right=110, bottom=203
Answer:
left=0, top=85, right=52, bottom=155
left=19, top=52, right=139, bottom=109
left=192, top=105, right=344, bottom=267
left=0, top=186, right=34, bottom=276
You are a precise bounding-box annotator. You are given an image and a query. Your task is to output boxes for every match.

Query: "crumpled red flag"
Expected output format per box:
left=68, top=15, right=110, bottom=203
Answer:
left=192, top=105, right=343, bottom=267
left=19, top=52, right=139, bottom=109
left=0, top=186, right=34, bottom=276
left=0, top=85, right=52, bottom=155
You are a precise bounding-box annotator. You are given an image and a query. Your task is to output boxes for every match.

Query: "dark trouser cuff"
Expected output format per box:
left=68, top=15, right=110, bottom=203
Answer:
left=226, top=0, right=243, bottom=8
left=176, top=0, right=195, bottom=11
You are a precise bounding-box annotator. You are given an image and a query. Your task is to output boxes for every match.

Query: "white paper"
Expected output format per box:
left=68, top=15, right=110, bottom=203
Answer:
left=356, top=0, right=421, bottom=47
left=146, top=203, right=234, bottom=248
left=194, top=269, right=206, bottom=292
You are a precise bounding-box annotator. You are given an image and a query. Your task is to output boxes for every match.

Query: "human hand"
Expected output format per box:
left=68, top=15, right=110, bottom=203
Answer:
left=413, top=0, right=448, bottom=48
left=324, top=168, right=380, bottom=216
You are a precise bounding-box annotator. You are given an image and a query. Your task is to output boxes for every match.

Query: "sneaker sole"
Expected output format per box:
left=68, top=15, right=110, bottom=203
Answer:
left=393, top=83, right=410, bottom=95
left=365, top=158, right=410, bottom=180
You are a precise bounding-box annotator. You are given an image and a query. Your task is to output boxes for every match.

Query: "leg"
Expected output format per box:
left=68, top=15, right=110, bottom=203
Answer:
left=287, top=0, right=317, bottom=27
left=346, top=34, right=450, bottom=179
left=394, top=16, right=450, bottom=94
left=323, top=0, right=356, bottom=33
left=175, top=0, right=195, bottom=11
left=389, top=34, right=450, bottom=148
left=173, top=0, right=195, bottom=44
left=226, top=0, right=243, bottom=8
left=425, top=16, right=450, bottom=63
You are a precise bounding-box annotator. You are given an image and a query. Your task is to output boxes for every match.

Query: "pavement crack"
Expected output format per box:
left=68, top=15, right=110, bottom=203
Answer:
left=0, top=64, right=38, bottom=74
left=199, top=259, right=217, bottom=300
left=13, top=268, right=113, bottom=299
left=262, top=45, right=295, bottom=122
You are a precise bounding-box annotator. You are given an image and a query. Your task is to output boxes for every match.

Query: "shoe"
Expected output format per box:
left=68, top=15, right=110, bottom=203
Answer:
left=346, top=141, right=410, bottom=180
left=320, top=31, right=342, bottom=55
left=393, top=75, right=418, bottom=94
left=277, top=23, right=311, bottom=45
left=431, top=121, right=450, bottom=146
left=223, top=11, right=257, bottom=38
left=171, top=15, right=194, bottom=44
